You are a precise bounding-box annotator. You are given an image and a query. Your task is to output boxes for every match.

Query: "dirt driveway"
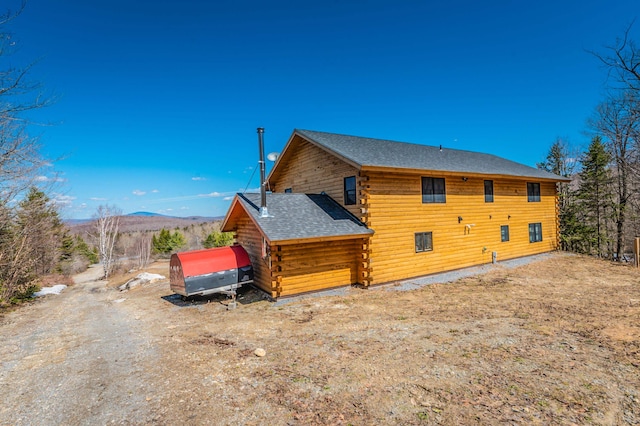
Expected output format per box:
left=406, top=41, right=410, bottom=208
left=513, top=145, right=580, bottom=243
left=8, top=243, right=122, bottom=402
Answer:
left=1, top=253, right=639, bottom=425
left=0, top=265, right=159, bottom=424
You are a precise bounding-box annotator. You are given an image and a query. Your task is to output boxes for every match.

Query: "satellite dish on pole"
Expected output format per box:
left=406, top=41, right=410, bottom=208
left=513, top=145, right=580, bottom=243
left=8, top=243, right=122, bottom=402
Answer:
left=267, top=152, right=280, bottom=162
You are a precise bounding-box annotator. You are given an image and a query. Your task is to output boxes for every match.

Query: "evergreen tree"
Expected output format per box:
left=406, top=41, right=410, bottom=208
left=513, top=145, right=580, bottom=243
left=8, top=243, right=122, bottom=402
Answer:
left=202, top=230, right=234, bottom=248
left=538, top=138, right=579, bottom=251
left=578, top=136, right=614, bottom=257
left=152, top=228, right=186, bottom=254
left=16, top=187, right=65, bottom=275
left=75, top=235, right=99, bottom=264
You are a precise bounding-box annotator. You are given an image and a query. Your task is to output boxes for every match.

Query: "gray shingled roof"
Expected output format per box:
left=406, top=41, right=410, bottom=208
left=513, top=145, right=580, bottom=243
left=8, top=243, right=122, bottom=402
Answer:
left=235, top=192, right=373, bottom=243
left=296, top=129, right=567, bottom=181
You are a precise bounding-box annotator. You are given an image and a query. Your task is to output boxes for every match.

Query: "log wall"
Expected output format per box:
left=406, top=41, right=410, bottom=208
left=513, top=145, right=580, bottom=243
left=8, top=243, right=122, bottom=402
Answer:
left=270, top=135, right=361, bottom=217
left=234, top=216, right=274, bottom=295
left=364, top=171, right=559, bottom=284
left=271, top=238, right=368, bottom=297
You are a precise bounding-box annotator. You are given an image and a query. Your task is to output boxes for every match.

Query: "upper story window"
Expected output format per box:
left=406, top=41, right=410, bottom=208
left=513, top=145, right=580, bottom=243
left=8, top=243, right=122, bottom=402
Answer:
left=344, top=176, right=356, bottom=205
left=484, top=180, right=494, bottom=203
left=284, top=188, right=292, bottom=193
left=527, top=182, right=540, bottom=202
left=422, top=177, right=446, bottom=203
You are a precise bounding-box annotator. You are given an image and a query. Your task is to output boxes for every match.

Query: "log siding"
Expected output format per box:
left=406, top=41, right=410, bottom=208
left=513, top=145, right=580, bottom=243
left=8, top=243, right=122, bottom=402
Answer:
left=364, top=171, right=558, bottom=284
left=269, top=135, right=361, bottom=217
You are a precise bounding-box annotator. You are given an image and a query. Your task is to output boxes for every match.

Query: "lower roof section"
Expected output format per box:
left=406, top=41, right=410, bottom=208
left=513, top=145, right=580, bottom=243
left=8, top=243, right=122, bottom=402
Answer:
left=222, top=192, right=374, bottom=244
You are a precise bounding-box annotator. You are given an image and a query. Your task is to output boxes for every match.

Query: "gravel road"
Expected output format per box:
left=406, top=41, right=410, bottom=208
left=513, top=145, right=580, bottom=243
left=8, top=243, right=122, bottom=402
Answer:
left=0, top=266, right=158, bottom=425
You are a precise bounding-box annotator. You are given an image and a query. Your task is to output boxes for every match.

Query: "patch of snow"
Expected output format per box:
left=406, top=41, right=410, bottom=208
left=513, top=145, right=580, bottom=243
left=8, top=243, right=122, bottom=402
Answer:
left=34, top=284, right=67, bottom=297
left=136, top=272, right=165, bottom=281
left=118, top=272, right=166, bottom=291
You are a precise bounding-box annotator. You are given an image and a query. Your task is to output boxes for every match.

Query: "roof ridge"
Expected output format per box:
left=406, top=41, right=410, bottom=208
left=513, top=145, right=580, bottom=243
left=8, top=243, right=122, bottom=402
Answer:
left=295, top=128, right=497, bottom=156
left=293, top=129, right=567, bottom=181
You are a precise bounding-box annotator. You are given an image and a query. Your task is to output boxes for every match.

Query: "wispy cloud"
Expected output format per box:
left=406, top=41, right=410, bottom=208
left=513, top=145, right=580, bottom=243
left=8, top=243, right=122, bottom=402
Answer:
left=151, top=189, right=159, bottom=193
left=132, top=189, right=146, bottom=196
left=199, top=191, right=223, bottom=198
left=90, top=197, right=107, bottom=201
left=52, top=194, right=75, bottom=207
left=35, top=175, right=65, bottom=183
left=223, top=196, right=234, bottom=201
left=191, top=177, right=207, bottom=181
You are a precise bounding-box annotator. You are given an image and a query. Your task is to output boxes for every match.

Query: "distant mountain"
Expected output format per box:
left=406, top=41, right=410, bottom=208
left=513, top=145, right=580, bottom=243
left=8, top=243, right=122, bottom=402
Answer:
left=127, top=211, right=168, bottom=217
left=65, top=214, right=224, bottom=234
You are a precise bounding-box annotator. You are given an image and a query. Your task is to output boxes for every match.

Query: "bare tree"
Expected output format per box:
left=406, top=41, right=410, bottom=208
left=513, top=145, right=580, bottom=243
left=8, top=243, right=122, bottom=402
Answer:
left=592, top=23, right=640, bottom=92
left=0, top=3, right=60, bottom=305
left=588, top=91, right=640, bottom=259
left=589, top=25, right=640, bottom=258
left=0, top=2, right=53, bottom=207
left=0, top=203, right=36, bottom=304
left=92, top=205, right=121, bottom=279
left=134, top=234, right=152, bottom=270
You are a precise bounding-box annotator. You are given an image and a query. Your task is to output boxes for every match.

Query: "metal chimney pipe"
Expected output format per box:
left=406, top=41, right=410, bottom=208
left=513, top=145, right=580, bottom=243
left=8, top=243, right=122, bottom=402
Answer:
left=257, top=127, right=270, bottom=217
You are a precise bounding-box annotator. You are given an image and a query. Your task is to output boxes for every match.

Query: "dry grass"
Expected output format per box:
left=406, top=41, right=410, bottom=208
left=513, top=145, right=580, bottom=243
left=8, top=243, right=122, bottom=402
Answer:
left=115, top=253, right=639, bottom=424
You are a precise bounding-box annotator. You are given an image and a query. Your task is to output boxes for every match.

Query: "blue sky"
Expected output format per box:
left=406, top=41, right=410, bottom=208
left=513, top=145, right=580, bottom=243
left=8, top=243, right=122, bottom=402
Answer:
left=7, top=0, right=639, bottom=219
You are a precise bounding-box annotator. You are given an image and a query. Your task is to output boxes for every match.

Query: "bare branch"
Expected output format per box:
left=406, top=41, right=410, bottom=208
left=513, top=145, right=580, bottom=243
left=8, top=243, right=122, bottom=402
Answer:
left=91, top=205, right=122, bottom=279
left=590, top=21, right=640, bottom=91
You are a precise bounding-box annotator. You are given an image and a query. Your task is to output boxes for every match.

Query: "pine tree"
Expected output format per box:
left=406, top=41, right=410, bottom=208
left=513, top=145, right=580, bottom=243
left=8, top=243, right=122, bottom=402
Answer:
left=538, top=139, right=579, bottom=251
left=152, top=228, right=186, bottom=254
left=202, top=230, right=234, bottom=248
left=578, top=136, right=613, bottom=257
left=16, top=187, right=65, bottom=275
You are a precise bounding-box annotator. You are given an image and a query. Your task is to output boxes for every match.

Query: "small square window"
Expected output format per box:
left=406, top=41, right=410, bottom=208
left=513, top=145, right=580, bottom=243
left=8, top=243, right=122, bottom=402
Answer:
left=484, top=180, right=494, bottom=203
left=529, top=223, right=542, bottom=243
left=527, top=182, right=540, bottom=202
left=501, top=225, right=509, bottom=242
left=415, top=232, right=433, bottom=253
left=344, top=176, right=356, bottom=205
left=284, top=188, right=292, bottom=193
left=422, top=177, right=446, bottom=203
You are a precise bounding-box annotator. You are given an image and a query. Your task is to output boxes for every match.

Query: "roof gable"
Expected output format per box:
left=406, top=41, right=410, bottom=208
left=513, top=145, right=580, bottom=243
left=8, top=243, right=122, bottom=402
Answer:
left=222, top=192, right=373, bottom=244
left=281, top=129, right=568, bottom=181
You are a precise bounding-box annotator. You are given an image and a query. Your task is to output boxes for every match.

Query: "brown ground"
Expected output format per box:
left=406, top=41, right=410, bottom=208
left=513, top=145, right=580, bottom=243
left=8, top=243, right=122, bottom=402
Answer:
left=1, top=252, right=639, bottom=425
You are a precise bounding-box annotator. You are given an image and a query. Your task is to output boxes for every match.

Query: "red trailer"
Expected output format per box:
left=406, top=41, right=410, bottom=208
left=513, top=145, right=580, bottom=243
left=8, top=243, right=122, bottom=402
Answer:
left=170, top=245, right=253, bottom=297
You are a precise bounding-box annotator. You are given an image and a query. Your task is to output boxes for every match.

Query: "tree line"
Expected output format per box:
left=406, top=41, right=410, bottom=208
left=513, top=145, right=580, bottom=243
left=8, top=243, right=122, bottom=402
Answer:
left=85, top=215, right=233, bottom=280
left=539, top=26, right=640, bottom=260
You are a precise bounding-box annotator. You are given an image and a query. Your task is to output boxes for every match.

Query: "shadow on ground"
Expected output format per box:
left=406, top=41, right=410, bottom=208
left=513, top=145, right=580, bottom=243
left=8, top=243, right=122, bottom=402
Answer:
left=161, top=285, right=271, bottom=307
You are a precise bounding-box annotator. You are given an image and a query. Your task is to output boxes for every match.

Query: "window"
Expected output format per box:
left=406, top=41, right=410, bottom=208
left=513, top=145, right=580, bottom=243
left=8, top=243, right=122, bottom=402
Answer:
left=484, top=180, right=494, bottom=202
left=415, top=232, right=433, bottom=252
left=422, top=177, right=446, bottom=203
left=501, top=225, right=509, bottom=242
left=527, top=182, right=540, bottom=202
left=529, top=223, right=542, bottom=243
left=344, top=176, right=356, bottom=205
left=284, top=188, right=292, bottom=193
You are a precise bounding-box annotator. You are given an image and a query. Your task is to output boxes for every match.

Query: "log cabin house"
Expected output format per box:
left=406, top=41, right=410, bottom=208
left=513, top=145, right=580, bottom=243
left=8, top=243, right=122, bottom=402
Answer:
left=222, top=129, right=568, bottom=298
